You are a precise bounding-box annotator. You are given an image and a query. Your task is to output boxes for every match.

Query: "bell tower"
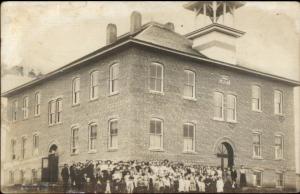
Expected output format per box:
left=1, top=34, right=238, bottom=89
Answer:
left=184, top=1, right=245, bottom=64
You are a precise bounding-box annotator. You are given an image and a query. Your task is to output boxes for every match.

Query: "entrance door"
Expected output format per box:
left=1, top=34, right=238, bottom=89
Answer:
left=216, top=142, right=234, bottom=170
left=41, top=144, right=59, bottom=183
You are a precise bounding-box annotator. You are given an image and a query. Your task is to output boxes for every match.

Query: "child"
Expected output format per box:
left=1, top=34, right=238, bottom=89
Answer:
left=216, top=177, right=224, bottom=193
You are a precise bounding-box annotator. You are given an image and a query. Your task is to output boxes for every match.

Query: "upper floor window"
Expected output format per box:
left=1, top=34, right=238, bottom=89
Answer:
left=48, top=98, right=62, bottom=125
left=12, top=100, right=18, bottom=121
left=149, top=118, right=163, bottom=150
left=275, top=135, right=284, bottom=159
left=109, top=63, right=119, bottom=94
left=253, top=132, right=262, bottom=158
left=274, top=90, right=283, bottom=115
left=90, top=71, right=99, bottom=100
left=21, top=137, right=27, bottom=160
left=71, top=127, right=79, bottom=154
left=22, top=97, right=29, bottom=119
left=227, top=94, right=237, bottom=122
left=149, top=62, right=163, bottom=93
left=11, top=139, right=16, bottom=160
left=88, top=123, right=97, bottom=151
left=34, top=92, right=41, bottom=116
left=72, top=77, right=80, bottom=105
left=32, top=134, right=39, bottom=155
left=213, top=92, right=224, bottom=120
left=253, top=171, right=263, bottom=187
left=183, top=123, right=195, bottom=152
left=109, top=119, right=118, bottom=149
left=183, top=70, right=195, bottom=99
left=252, top=85, right=261, bottom=111
left=56, top=98, right=62, bottom=123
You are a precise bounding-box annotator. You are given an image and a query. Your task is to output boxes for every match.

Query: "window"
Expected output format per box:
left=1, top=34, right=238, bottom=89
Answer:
left=49, top=100, right=55, bottom=125
left=12, top=100, right=18, bottom=121
left=11, top=139, right=16, bottom=160
left=32, top=169, right=38, bottom=184
left=184, top=70, right=195, bottom=99
left=72, top=77, right=80, bottom=105
left=33, top=134, right=39, bottom=155
left=227, top=95, right=237, bottom=122
left=109, top=119, right=118, bottom=149
left=22, top=97, right=29, bottom=119
left=213, top=92, right=224, bottom=120
left=253, top=133, right=262, bottom=158
left=71, top=127, right=79, bottom=154
left=149, top=63, right=163, bottom=93
left=253, top=171, right=262, bottom=187
left=274, top=90, right=283, bottom=114
left=183, top=123, right=195, bottom=152
left=252, top=85, right=261, bottom=111
left=20, top=170, right=25, bottom=184
left=9, top=171, right=14, bottom=184
left=56, top=99, right=62, bottom=123
left=149, top=119, right=163, bottom=149
left=90, top=71, right=99, bottom=100
left=276, top=172, right=284, bottom=187
left=275, top=135, right=284, bottom=159
left=34, top=92, right=41, bottom=116
left=21, top=137, right=26, bottom=159
left=88, top=123, right=97, bottom=151
left=48, top=99, right=62, bottom=125
left=109, top=64, right=119, bottom=94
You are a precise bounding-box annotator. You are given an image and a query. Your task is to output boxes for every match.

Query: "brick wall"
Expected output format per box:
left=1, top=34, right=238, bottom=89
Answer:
left=3, top=46, right=296, bottom=188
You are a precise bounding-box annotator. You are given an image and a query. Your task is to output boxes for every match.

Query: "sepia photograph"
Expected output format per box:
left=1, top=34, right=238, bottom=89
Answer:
left=1, top=1, right=300, bottom=193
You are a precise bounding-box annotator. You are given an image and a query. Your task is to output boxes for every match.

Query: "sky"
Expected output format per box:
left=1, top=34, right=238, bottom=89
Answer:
left=1, top=1, right=300, bottom=81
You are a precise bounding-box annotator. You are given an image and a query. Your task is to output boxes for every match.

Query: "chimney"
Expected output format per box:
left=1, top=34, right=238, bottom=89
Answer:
left=165, top=22, right=175, bottom=31
left=130, top=11, right=142, bottom=33
left=106, top=23, right=117, bottom=45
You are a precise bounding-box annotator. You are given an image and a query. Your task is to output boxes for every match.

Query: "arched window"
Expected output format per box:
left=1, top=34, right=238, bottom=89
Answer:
left=184, top=70, right=195, bottom=99
left=11, top=139, right=16, bottom=160
left=12, top=100, right=18, bottom=121
left=32, top=134, right=39, bottom=155
left=149, top=62, right=163, bottom=93
left=34, top=92, right=41, bottom=116
left=72, top=77, right=80, bottom=105
left=108, top=119, right=118, bottom=149
left=253, top=132, right=262, bottom=158
left=90, top=71, right=99, bottom=100
left=88, top=123, right=97, bottom=151
left=56, top=98, right=62, bottom=123
left=275, top=135, right=284, bottom=159
left=252, top=85, right=261, bottom=111
left=274, top=90, right=283, bottom=114
left=70, top=127, right=79, bottom=154
left=48, top=100, right=55, bottom=125
left=20, top=170, right=25, bottom=184
left=183, top=123, right=195, bottom=152
left=22, top=96, right=29, bottom=119
left=149, top=118, right=163, bottom=150
left=227, top=94, right=237, bottom=122
left=109, top=64, right=119, bottom=94
left=213, top=92, right=224, bottom=120
left=21, top=137, right=27, bottom=160
left=9, top=171, right=14, bottom=184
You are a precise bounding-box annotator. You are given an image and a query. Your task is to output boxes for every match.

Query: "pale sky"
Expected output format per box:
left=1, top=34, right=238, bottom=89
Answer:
left=1, top=1, right=300, bottom=81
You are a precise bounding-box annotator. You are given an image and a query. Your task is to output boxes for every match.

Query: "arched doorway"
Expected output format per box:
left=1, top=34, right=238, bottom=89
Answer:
left=216, top=142, right=234, bottom=170
left=41, top=144, right=59, bottom=183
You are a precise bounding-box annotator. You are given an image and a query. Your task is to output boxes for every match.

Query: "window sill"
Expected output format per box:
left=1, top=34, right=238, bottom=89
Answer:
left=72, top=103, right=80, bottom=107
left=274, top=158, right=284, bottom=161
left=109, top=92, right=120, bottom=97
left=89, top=97, right=99, bottom=102
left=275, top=113, right=284, bottom=116
left=70, top=152, right=79, bottom=156
left=183, top=96, right=197, bottom=101
left=34, top=114, right=41, bottom=118
left=149, top=90, right=164, bottom=95
left=149, top=148, right=164, bottom=152
left=227, top=120, right=238, bottom=124
left=182, top=151, right=197, bottom=154
left=252, top=109, right=262, bottom=113
left=88, top=150, right=97, bottom=154
left=212, top=117, right=225, bottom=122
left=48, top=122, right=63, bottom=127
left=252, top=156, right=263, bottom=160
left=108, top=148, right=118, bottom=152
